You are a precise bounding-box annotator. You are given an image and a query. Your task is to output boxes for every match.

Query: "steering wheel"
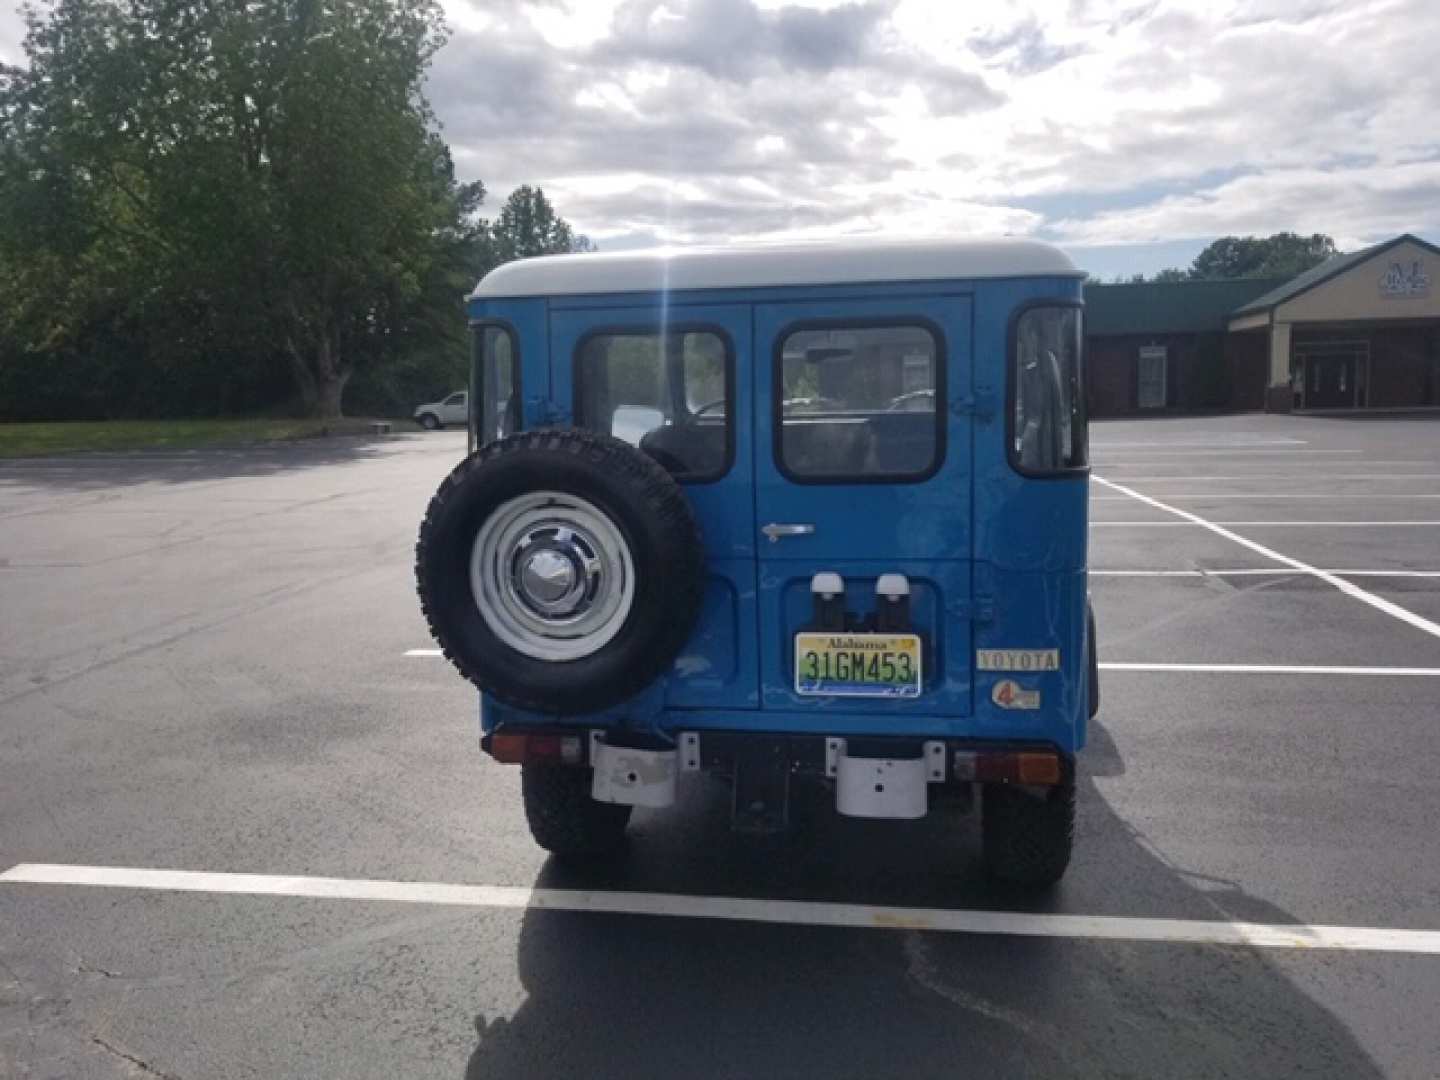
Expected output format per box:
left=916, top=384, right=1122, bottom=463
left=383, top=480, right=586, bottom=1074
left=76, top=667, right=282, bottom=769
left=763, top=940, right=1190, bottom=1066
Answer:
left=691, top=399, right=726, bottom=418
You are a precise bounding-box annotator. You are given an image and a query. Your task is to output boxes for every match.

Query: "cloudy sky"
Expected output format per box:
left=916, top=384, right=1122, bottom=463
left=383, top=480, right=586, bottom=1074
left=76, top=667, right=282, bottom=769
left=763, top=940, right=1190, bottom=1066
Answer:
left=4, top=0, right=1438, bottom=277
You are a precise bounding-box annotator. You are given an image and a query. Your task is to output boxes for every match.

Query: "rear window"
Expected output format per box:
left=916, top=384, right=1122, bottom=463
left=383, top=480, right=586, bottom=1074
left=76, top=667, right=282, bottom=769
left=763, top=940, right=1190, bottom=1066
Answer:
left=1011, top=305, right=1086, bottom=474
left=472, top=324, right=518, bottom=449
left=574, top=329, right=731, bottom=481
left=777, top=323, right=942, bottom=481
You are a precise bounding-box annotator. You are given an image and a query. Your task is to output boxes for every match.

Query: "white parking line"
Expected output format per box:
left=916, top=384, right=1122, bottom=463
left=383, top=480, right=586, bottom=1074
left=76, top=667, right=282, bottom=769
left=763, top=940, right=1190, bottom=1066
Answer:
left=1093, top=449, right=1365, bottom=459
left=1091, top=439, right=1307, bottom=449
left=1108, top=474, right=1440, bottom=482
left=1091, top=569, right=1440, bottom=578
left=1093, top=494, right=1440, bottom=501
left=1091, top=521, right=1440, bottom=527
left=405, top=648, right=442, bottom=656
left=4, top=862, right=1439, bottom=954
left=1101, top=662, right=1440, bottom=676
left=1094, top=477, right=1440, bottom=643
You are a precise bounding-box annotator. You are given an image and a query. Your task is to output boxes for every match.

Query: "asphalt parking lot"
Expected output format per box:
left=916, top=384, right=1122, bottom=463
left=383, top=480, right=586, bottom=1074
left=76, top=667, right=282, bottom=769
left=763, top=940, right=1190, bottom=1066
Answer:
left=3, top=414, right=1440, bottom=1079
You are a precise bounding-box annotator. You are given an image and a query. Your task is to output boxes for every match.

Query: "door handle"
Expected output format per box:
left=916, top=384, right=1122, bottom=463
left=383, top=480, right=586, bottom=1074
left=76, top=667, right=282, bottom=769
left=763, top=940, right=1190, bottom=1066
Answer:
left=761, top=522, right=815, bottom=543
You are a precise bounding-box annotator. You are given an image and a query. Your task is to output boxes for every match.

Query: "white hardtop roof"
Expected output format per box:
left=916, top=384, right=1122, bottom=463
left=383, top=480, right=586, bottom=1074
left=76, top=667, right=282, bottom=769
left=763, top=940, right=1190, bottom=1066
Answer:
left=471, top=237, right=1080, bottom=300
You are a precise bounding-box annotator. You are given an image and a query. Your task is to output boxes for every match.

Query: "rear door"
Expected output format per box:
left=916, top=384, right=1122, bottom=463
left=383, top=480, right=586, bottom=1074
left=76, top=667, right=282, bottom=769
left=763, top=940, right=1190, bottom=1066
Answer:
left=754, top=295, right=974, bottom=718
left=548, top=303, right=760, bottom=710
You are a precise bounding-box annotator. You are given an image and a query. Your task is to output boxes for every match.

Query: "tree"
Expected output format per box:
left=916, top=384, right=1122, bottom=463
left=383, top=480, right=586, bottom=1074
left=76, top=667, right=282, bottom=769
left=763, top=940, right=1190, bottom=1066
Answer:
left=0, top=0, right=475, bottom=419
left=1189, top=232, right=1337, bottom=281
left=1151, top=267, right=1190, bottom=283
left=488, top=185, right=594, bottom=264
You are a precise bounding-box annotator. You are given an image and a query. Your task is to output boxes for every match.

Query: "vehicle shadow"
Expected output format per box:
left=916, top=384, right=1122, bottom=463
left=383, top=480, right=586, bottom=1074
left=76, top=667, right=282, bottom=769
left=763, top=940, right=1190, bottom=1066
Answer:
left=462, top=720, right=1386, bottom=1079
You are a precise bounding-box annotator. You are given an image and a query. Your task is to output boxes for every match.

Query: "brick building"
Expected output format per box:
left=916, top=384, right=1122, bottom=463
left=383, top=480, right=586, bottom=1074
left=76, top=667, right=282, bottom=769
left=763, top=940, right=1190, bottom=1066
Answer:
left=1084, top=234, right=1440, bottom=417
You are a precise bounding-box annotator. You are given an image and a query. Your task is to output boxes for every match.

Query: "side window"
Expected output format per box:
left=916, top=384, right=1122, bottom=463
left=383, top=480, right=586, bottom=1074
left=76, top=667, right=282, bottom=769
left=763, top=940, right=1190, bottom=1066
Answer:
left=472, top=325, right=519, bottom=448
left=778, top=323, right=941, bottom=481
left=1011, top=305, right=1086, bottom=474
left=575, top=329, right=731, bottom=481
left=444, top=392, right=466, bottom=407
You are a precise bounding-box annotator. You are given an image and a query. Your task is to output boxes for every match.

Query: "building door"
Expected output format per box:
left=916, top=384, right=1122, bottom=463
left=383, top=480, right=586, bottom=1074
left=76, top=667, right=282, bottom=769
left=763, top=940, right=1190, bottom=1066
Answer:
left=1295, top=341, right=1369, bottom=409
left=1137, top=345, right=1167, bottom=409
left=1306, top=355, right=1354, bottom=408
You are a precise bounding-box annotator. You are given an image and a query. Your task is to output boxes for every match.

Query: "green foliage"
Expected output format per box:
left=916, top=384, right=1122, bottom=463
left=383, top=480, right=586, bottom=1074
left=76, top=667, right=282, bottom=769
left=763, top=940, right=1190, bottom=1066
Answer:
left=1189, top=233, right=1338, bottom=280
left=486, top=185, right=594, bottom=265
left=0, top=0, right=588, bottom=421
left=1100, top=234, right=1338, bottom=285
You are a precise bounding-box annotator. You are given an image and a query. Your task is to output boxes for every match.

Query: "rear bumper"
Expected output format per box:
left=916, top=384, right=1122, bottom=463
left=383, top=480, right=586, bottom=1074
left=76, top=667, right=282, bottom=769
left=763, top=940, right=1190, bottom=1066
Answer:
left=482, top=726, right=1070, bottom=786
left=481, top=699, right=1085, bottom=754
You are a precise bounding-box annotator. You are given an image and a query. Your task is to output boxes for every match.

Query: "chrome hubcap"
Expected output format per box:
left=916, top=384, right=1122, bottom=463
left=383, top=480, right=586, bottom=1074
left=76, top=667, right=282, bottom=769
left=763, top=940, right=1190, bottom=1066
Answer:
left=519, top=548, right=580, bottom=610
left=470, top=491, right=634, bottom=661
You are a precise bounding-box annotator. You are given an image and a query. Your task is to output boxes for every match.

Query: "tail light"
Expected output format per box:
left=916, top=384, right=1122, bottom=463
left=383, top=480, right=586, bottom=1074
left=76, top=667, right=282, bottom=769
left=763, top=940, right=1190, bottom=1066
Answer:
left=953, top=749, right=1062, bottom=785
left=487, top=732, right=583, bottom=765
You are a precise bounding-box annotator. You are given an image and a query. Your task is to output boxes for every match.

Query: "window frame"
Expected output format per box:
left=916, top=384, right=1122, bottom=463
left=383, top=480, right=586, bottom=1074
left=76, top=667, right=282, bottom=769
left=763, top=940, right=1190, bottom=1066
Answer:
left=771, top=315, right=948, bottom=486
left=571, top=323, right=736, bottom=484
left=469, top=319, right=522, bottom=454
left=1005, top=298, right=1089, bottom=480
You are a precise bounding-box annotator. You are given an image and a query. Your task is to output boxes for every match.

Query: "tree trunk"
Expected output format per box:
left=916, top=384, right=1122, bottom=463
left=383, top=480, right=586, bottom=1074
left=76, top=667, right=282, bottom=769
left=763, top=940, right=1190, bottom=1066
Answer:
left=285, top=335, right=320, bottom=415
left=312, top=330, right=351, bottom=420
left=287, top=328, right=351, bottom=420
left=315, top=368, right=350, bottom=420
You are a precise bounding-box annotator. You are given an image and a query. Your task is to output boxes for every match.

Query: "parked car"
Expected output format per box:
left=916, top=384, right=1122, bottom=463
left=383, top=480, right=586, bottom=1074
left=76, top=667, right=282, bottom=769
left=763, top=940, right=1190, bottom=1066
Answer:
left=413, top=391, right=468, bottom=430
left=414, top=238, right=1096, bottom=887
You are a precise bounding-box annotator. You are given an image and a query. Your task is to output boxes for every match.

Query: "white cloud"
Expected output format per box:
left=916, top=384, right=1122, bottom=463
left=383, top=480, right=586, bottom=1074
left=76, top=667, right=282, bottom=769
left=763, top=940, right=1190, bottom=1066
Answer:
left=3, top=0, right=1437, bottom=267
left=1052, top=159, right=1440, bottom=249
left=422, top=0, right=1440, bottom=257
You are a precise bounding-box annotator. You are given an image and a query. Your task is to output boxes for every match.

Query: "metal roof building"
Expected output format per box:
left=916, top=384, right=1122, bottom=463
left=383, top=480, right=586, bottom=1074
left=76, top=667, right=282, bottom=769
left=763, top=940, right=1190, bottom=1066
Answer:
left=1083, top=234, right=1440, bottom=415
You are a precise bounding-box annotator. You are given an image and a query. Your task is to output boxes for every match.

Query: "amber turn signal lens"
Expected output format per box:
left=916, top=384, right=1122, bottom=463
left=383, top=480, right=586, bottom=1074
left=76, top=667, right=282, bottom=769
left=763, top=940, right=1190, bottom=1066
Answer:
left=1016, top=752, right=1062, bottom=785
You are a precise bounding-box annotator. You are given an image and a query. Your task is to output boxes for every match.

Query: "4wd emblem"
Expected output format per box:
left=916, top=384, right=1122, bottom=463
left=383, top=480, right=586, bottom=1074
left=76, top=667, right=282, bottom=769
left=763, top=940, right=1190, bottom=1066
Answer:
left=992, top=679, right=1040, bottom=710
left=976, top=649, right=1059, bottom=672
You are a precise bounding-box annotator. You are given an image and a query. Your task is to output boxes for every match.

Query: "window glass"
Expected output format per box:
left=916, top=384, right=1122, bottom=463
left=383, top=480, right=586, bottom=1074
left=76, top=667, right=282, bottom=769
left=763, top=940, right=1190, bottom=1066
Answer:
left=575, top=330, right=730, bottom=480
left=1013, top=306, right=1086, bottom=473
left=473, top=326, right=518, bottom=448
left=778, top=324, right=940, bottom=480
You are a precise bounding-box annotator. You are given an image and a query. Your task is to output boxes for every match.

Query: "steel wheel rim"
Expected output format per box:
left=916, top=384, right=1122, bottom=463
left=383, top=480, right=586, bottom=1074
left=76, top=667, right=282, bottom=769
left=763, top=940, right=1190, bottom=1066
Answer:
left=470, top=491, right=635, bottom=661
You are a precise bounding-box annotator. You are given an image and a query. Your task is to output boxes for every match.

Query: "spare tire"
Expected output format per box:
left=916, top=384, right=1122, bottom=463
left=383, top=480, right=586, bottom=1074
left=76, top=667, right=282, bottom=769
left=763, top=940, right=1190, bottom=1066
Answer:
left=415, top=428, right=705, bottom=714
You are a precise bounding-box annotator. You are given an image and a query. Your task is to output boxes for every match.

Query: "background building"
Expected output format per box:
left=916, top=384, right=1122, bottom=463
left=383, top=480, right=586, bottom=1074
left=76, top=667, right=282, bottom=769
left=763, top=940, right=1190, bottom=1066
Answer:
left=1084, top=234, right=1440, bottom=416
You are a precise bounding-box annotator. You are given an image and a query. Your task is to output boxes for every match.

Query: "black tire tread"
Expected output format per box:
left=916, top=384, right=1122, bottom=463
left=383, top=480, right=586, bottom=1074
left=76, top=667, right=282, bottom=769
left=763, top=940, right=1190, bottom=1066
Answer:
left=980, top=766, right=1076, bottom=888
left=1087, top=603, right=1100, bottom=719
left=521, top=764, right=632, bottom=858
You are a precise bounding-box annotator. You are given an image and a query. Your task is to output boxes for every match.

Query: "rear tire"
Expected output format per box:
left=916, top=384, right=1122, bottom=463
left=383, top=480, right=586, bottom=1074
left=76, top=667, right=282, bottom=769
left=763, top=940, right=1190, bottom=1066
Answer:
left=522, top=764, right=632, bottom=858
left=1087, top=603, right=1100, bottom=719
left=981, top=763, right=1075, bottom=888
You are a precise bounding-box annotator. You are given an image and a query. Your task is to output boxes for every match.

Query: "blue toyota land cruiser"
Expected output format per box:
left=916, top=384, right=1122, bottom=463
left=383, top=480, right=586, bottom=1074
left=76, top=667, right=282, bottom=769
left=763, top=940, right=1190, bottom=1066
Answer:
left=416, top=238, right=1096, bottom=886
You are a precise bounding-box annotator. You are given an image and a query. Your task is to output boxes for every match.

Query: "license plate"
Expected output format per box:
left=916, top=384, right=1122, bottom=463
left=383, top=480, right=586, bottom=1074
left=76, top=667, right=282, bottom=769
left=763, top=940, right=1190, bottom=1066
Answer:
left=794, top=632, right=922, bottom=698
